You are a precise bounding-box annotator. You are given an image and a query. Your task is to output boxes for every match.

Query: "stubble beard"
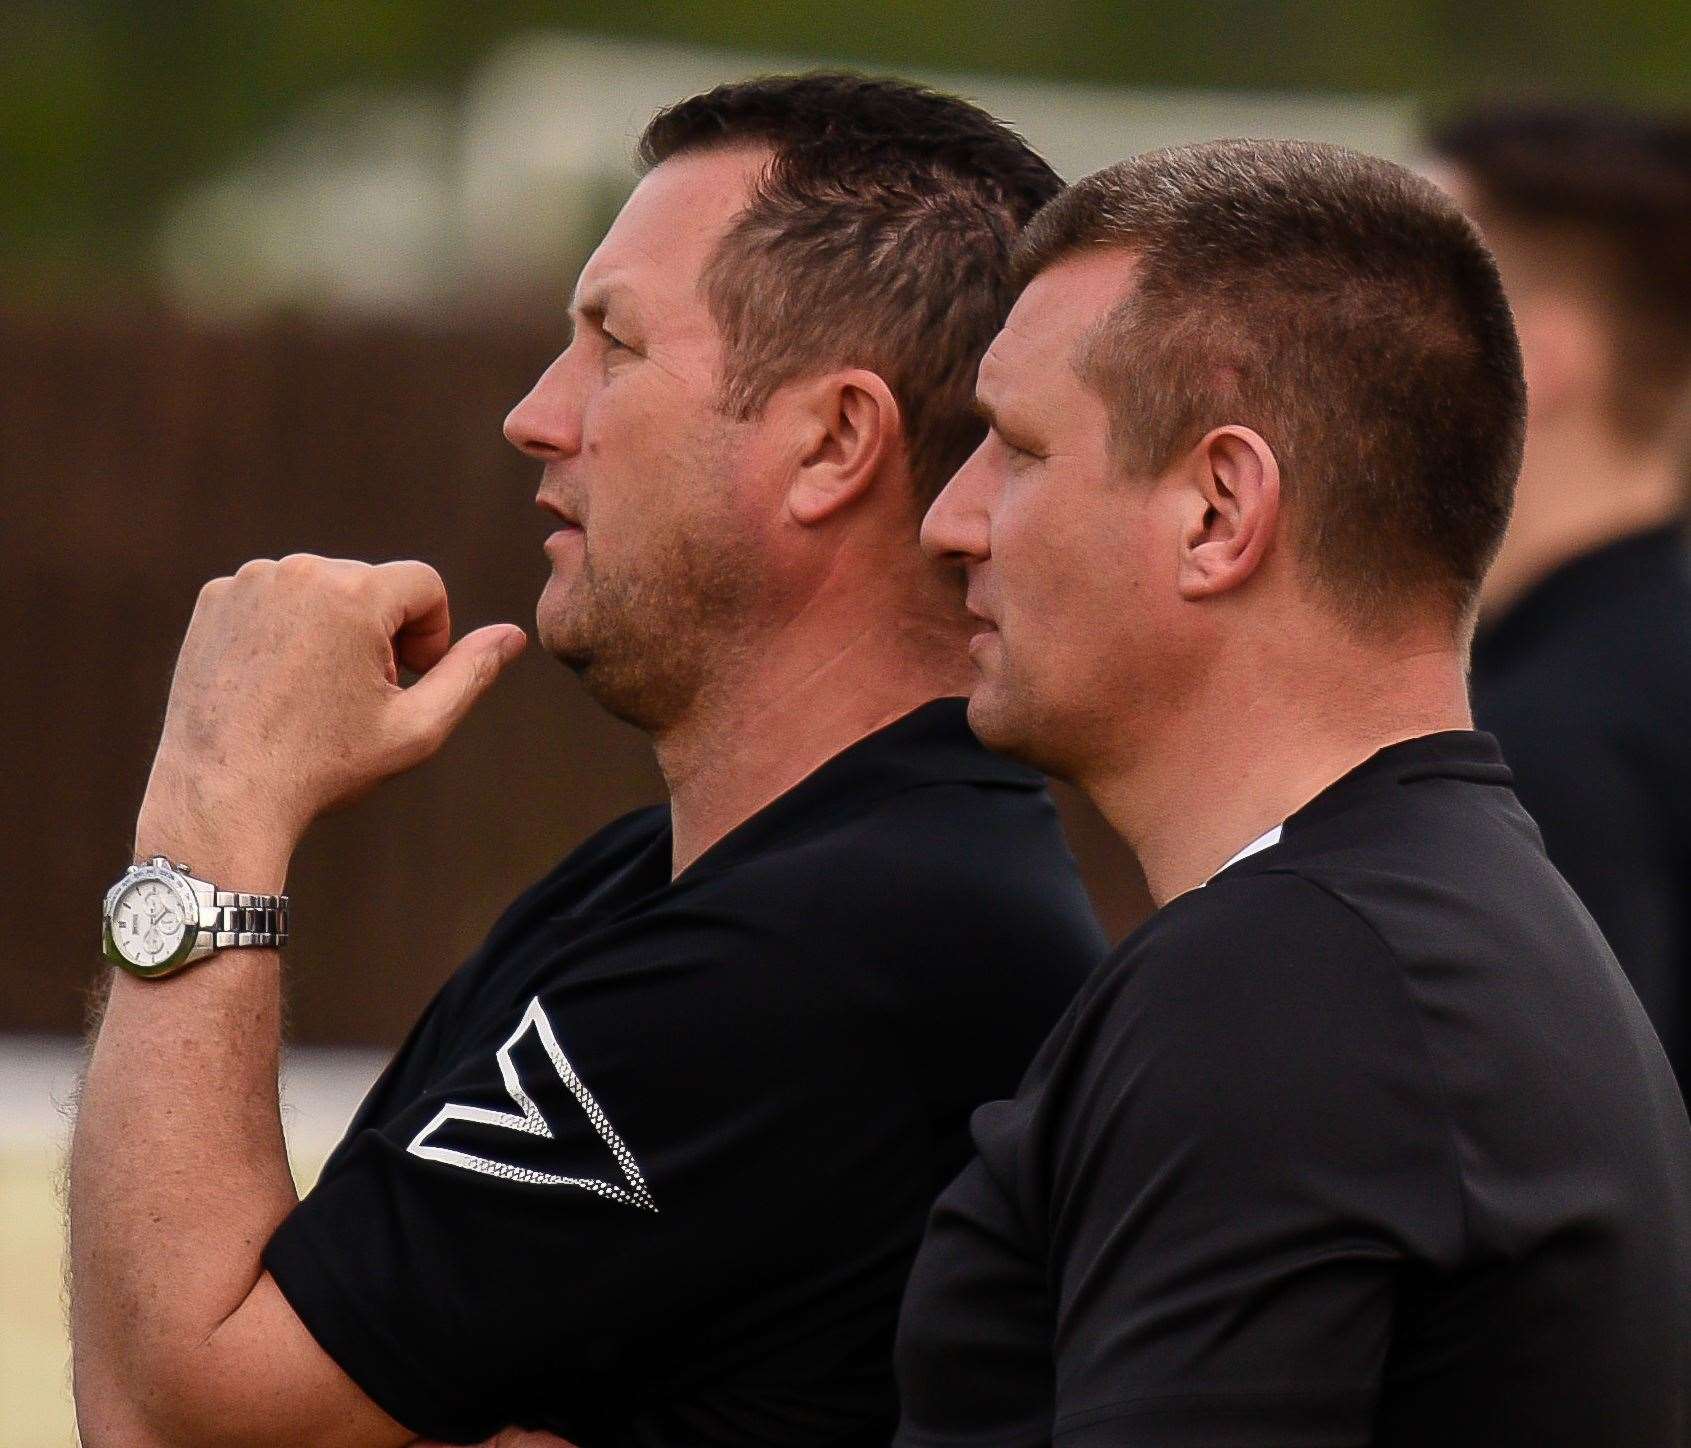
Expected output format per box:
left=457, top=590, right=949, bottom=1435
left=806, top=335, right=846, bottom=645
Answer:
left=541, top=524, right=761, bottom=738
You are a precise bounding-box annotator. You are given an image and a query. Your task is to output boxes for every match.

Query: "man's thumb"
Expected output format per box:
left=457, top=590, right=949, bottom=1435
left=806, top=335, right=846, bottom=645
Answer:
left=398, top=623, right=527, bottom=753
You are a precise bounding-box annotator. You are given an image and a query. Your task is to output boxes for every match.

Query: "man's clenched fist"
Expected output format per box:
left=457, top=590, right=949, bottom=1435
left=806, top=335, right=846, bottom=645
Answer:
left=135, top=555, right=526, bottom=888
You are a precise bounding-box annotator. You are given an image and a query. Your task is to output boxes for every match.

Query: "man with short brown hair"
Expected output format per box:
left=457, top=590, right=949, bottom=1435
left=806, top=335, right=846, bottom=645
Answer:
left=637, top=70, right=1049, bottom=508
left=901, top=139, right=1690, bottom=1446
left=70, top=74, right=1104, bottom=1448
left=1426, top=101, right=1691, bottom=1096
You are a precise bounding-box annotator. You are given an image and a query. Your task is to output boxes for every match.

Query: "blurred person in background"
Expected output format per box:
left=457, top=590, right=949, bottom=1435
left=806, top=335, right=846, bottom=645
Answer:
left=1426, top=102, right=1691, bottom=1096
left=69, top=74, right=1106, bottom=1448
left=903, top=139, right=1690, bottom=1446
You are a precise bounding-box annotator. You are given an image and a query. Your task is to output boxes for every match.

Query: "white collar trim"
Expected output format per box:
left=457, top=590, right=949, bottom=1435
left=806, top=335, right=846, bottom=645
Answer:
left=1207, top=824, right=1283, bottom=884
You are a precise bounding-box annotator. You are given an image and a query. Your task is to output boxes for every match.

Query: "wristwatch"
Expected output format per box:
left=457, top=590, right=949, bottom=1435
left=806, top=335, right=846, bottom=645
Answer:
left=102, top=856, right=289, bottom=979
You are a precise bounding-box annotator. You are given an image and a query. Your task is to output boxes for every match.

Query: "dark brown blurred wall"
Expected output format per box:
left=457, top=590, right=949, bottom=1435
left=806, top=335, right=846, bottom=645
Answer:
left=1, top=306, right=1148, bottom=1045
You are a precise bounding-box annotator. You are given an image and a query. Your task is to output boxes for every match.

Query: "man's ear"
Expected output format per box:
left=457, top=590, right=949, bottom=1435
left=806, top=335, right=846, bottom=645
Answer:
left=1175, top=425, right=1280, bottom=601
left=785, top=369, right=902, bottom=526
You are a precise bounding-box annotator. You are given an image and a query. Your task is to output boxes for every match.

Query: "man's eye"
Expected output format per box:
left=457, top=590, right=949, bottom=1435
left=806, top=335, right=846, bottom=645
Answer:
left=987, top=423, right=1035, bottom=460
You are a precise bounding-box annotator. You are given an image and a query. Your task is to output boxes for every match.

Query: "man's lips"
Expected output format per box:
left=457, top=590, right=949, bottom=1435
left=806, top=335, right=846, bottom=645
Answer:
left=964, top=603, right=999, bottom=659
left=543, top=529, right=583, bottom=559
left=537, top=496, right=580, bottom=524
left=537, top=497, right=584, bottom=547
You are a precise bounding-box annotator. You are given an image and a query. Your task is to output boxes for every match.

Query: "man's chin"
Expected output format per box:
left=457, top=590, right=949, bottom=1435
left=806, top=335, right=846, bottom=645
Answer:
left=963, top=685, right=1049, bottom=770
left=536, top=619, right=590, bottom=671
left=538, top=624, right=692, bottom=736
left=536, top=586, right=590, bottom=664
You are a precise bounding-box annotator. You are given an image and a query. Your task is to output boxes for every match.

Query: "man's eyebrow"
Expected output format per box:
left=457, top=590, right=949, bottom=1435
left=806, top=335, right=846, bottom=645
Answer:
left=975, top=394, right=1034, bottom=437
left=570, top=280, right=634, bottom=323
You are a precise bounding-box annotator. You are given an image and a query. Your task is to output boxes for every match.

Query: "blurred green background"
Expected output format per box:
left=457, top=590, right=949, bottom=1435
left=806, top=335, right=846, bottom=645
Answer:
left=6, top=0, right=1688, bottom=302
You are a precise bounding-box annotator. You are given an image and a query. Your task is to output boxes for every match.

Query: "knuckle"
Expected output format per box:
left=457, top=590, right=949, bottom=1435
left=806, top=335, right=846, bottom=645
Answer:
left=276, top=551, right=323, bottom=579
left=233, top=557, right=275, bottom=583
left=338, top=563, right=379, bottom=599
left=384, top=558, right=445, bottom=598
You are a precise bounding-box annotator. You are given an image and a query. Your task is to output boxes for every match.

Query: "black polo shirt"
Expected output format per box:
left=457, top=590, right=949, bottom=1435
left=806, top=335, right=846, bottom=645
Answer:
left=1471, top=523, right=1691, bottom=1095
left=264, top=699, right=1105, bottom=1446
left=895, top=731, right=1691, bottom=1448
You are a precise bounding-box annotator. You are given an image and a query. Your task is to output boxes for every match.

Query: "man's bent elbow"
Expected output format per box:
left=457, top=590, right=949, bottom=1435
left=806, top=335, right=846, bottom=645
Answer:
left=74, top=1356, right=248, bottom=1448
left=73, top=1372, right=178, bottom=1448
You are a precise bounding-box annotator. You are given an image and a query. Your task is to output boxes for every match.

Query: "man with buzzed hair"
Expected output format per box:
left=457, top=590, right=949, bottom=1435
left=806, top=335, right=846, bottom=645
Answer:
left=902, top=139, right=1690, bottom=1446
left=1427, top=102, right=1691, bottom=1097
left=69, top=75, right=1105, bottom=1448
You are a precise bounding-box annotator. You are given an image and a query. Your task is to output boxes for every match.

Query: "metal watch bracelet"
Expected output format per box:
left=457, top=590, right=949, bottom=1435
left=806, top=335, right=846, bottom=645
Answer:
left=205, top=890, right=291, bottom=949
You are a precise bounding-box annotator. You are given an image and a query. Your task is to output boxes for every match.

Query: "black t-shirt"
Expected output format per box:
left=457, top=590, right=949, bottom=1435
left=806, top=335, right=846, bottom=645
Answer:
left=1471, top=524, right=1691, bottom=1095
left=895, top=732, right=1691, bottom=1448
left=264, top=699, right=1105, bottom=1446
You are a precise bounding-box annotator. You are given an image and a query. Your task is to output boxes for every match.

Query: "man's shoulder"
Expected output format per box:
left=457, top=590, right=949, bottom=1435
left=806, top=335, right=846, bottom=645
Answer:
left=1036, top=869, right=1453, bottom=1203
left=415, top=806, right=670, bottom=1011
left=1123, top=866, right=1389, bottom=984
left=431, top=762, right=1099, bottom=1082
left=1233, top=782, right=1595, bottom=973
left=770, top=770, right=1082, bottom=898
left=714, top=775, right=1106, bottom=970
left=1167, top=826, right=1660, bottom=1135
left=550, top=774, right=1101, bottom=1067
left=1083, top=869, right=1406, bottom=1076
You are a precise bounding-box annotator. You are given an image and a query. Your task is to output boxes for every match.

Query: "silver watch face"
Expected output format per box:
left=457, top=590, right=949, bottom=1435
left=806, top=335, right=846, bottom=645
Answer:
left=108, top=872, right=196, bottom=971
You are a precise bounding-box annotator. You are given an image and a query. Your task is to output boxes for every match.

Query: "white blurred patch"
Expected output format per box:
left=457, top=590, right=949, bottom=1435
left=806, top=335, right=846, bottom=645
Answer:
left=152, top=34, right=1417, bottom=321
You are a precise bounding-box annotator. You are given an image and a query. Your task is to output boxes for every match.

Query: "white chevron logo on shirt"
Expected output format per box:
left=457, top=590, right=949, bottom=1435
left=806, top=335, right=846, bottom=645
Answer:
left=406, top=995, right=657, bottom=1211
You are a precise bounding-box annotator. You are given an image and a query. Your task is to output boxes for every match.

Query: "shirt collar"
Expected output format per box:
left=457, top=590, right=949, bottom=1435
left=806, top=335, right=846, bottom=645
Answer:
left=1203, top=730, right=1510, bottom=889
left=1280, top=729, right=1512, bottom=839
left=1210, top=824, right=1284, bottom=881
left=667, top=696, right=1042, bottom=881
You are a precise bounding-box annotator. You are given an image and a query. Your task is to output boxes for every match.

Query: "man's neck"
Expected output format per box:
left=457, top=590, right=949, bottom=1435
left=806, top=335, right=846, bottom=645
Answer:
left=1083, top=636, right=1473, bottom=907
left=1481, top=429, right=1683, bottom=622
left=654, top=605, right=972, bottom=878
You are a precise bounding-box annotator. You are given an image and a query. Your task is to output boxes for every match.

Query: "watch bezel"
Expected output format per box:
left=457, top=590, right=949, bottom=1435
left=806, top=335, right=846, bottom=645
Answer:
left=103, top=860, right=202, bottom=978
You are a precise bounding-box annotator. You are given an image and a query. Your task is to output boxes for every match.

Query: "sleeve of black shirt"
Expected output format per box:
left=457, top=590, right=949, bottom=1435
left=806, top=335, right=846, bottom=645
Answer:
left=1038, top=872, right=1464, bottom=1447
left=263, top=912, right=930, bottom=1444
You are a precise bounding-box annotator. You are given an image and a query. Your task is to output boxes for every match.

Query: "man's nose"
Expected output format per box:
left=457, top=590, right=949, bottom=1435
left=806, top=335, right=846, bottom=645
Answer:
left=920, top=445, right=993, bottom=564
left=503, top=354, right=582, bottom=460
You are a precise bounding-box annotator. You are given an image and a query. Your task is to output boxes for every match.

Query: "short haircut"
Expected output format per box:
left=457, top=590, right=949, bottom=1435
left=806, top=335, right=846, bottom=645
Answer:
left=1016, top=138, right=1526, bottom=627
left=1427, top=100, right=1691, bottom=446
left=639, top=72, right=1062, bottom=504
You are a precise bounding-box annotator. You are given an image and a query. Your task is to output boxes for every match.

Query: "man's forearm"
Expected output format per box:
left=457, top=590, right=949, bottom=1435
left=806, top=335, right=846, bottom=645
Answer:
left=70, top=823, right=298, bottom=1445
left=70, top=555, right=524, bottom=1446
